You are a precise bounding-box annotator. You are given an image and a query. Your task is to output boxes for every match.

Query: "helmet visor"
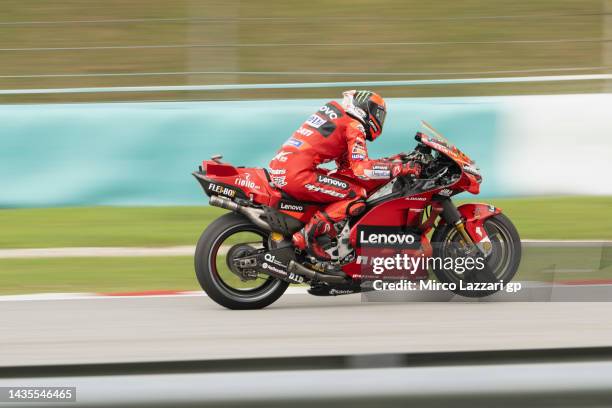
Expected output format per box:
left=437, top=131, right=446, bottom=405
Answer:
left=372, top=105, right=386, bottom=130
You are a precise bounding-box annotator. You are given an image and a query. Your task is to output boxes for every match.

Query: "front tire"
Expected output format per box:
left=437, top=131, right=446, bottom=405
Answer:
left=431, top=213, right=521, bottom=298
left=195, top=212, right=289, bottom=309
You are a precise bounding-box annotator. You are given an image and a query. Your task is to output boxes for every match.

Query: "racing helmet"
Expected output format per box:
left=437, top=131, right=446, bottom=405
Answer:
left=341, top=90, right=387, bottom=141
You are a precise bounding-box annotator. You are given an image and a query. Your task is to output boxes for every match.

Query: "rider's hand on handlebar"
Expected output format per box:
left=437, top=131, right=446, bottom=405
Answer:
left=400, top=161, right=421, bottom=177
left=389, top=152, right=411, bottom=163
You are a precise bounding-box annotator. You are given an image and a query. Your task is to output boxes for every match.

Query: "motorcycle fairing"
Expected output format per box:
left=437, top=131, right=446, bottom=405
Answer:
left=341, top=191, right=434, bottom=280
left=418, top=131, right=481, bottom=194
left=196, top=160, right=323, bottom=223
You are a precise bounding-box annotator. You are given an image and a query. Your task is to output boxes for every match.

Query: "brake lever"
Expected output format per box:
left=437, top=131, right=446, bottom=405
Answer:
left=431, top=167, right=448, bottom=179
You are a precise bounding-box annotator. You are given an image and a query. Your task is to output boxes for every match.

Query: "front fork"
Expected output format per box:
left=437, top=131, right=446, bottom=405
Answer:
left=434, top=198, right=494, bottom=257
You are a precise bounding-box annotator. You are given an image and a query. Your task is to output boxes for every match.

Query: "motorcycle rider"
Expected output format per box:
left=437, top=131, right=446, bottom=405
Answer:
left=269, top=90, right=421, bottom=262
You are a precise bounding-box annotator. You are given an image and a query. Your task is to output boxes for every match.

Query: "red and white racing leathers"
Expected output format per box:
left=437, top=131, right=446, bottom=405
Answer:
left=269, top=101, right=402, bottom=227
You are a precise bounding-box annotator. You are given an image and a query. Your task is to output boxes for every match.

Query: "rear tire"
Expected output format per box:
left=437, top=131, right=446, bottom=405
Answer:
left=431, top=213, right=521, bottom=298
left=195, top=212, right=289, bottom=309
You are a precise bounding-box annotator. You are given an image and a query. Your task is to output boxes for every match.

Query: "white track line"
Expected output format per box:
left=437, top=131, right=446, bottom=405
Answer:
left=0, top=245, right=196, bottom=259
left=3, top=74, right=612, bottom=95
left=0, top=287, right=309, bottom=302
left=0, top=240, right=609, bottom=259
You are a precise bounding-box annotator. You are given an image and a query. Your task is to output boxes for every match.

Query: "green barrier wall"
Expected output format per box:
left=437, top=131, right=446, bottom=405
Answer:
left=0, top=98, right=499, bottom=207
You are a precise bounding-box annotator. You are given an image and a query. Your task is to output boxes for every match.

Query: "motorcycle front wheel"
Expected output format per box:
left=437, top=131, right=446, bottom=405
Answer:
left=431, top=213, right=522, bottom=298
left=195, top=212, right=289, bottom=309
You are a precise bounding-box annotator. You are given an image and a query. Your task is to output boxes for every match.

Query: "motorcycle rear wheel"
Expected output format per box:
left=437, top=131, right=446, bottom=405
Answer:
left=195, top=212, right=289, bottom=309
left=431, top=213, right=521, bottom=298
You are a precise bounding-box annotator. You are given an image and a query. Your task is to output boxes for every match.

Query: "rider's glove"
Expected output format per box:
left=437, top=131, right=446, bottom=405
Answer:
left=400, top=161, right=421, bottom=177
left=387, top=152, right=410, bottom=163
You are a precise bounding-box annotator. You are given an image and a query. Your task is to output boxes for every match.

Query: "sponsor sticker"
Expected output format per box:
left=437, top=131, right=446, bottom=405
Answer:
left=272, top=176, right=287, bottom=187
left=365, top=169, right=391, bottom=178
left=368, top=119, right=379, bottom=133
left=284, top=138, right=303, bottom=148
left=207, top=182, right=237, bottom=198
left=296, top=127, right=314, bottom=137
left=352, top=153, right=366, bottom=160
left=268, top=168, right=286, bottom=175
left=316, top=174, right=349, bottom=190
left=306, top=114, right=326, bottom=129
left=272, top=151, right=291, bottom=163
left=462, top=164, right=481, bottom=176
left=318, top=103, right=343, bottom=120
left=279, top=201, right=305, bottom=212
left=234, top=173, right=259, bottom=189
left=329, top=288, right=355, bottom=295
left=305, top=183, right=346, bottom=198
left=357, top=226, right=421, bottom=249
left=352, top=144, right=366, bottom=156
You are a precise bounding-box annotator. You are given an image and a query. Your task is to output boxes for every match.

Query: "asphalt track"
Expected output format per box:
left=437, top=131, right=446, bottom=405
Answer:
left=3, top=293, right=612, bottom=367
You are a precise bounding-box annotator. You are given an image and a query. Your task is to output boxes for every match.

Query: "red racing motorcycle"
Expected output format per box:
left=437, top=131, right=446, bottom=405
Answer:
left=193, top=122, right=521, bottom=309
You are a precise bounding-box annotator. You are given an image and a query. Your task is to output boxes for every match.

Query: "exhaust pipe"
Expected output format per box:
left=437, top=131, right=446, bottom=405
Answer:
left=209, top=195, right=272, bottom=232
left=288, top=260, right=348, bottom=284
left=211, top=196, right=347, bottom=284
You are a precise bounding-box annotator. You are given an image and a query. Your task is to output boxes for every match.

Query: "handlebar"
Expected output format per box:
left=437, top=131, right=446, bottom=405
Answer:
left=396, top=143, right=433, bottom=165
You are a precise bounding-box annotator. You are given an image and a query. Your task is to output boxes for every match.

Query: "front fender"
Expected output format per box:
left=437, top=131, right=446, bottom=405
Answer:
left=457, top=203, right=501, bottom=255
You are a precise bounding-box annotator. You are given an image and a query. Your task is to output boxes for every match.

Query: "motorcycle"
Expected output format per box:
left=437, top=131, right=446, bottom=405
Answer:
left=192, top=121, right=521, bottom=309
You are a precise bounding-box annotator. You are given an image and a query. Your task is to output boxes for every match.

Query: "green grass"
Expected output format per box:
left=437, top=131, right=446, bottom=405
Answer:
left=0, top=0, right=605, bottom=103
left=0, top=257, right=198, bottom=295
left=0, top=254, right=274, bottom=295
left=460, top=196, right=612, bottom=240
left=0, top=206, right=226, bottom=249
left=0, top=196, right=610, bottom=249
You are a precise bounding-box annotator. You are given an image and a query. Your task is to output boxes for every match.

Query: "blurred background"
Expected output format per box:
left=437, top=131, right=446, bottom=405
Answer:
left=1, top=0, right=612, bottom=102
left=0, top=0, right=611, bottom=295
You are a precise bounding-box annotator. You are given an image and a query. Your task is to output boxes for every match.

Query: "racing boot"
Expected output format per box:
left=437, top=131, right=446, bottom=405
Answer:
left=292, top=212, right=336, bottom=261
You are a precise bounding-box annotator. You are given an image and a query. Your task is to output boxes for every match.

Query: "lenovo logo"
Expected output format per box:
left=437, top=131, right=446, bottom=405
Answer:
left=279, top=202, right=305, bottom=212
left=357, top=226, right=420, bottom=249
left=359, top=231, right=415, bottom=245
left=319, top=104, right=342, bottom=120
left=316, top=174, right=349, bottom=190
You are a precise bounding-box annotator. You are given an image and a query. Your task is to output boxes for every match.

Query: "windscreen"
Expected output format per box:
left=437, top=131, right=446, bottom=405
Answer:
left=420, top=120, right=477, bottom=167
left=421, top=120, right=457, bottom=151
